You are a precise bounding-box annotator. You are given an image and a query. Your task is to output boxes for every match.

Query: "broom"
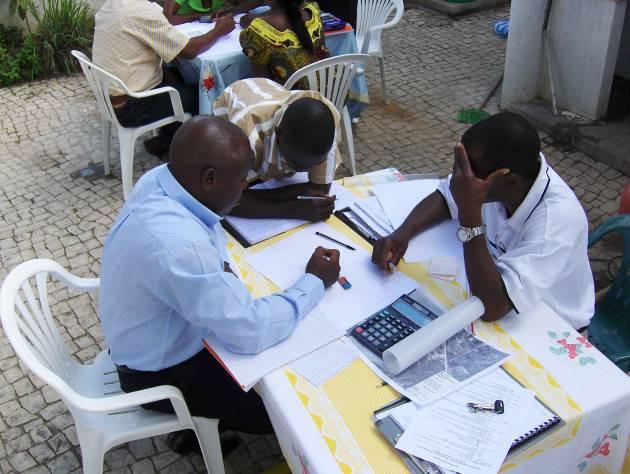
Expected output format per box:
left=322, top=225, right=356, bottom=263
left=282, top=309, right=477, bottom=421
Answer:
left=456, top=74, right=504, bottom=124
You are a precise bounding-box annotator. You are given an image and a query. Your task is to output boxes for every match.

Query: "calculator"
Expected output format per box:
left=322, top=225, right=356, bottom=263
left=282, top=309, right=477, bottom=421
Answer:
left=349, top=294, right=439, bottom=356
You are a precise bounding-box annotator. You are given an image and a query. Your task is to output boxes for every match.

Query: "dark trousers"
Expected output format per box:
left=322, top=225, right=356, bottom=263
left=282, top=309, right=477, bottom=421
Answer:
left=114, top=79, right=198, bottom=147
left=317, top=0, right=357, bottom=27
left=117, top=349, right=273, bottom=434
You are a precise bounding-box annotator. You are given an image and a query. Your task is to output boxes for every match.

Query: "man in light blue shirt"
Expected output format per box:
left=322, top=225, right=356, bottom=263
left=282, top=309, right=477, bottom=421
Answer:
left=99, top=116, right=340, bottom=435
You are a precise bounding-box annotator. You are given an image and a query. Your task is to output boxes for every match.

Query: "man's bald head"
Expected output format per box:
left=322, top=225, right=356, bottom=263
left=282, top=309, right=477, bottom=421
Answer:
left=169, top=116, right=252, bottom=215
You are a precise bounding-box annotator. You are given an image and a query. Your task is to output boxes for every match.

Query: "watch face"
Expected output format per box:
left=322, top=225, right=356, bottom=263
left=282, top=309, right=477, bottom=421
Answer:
left=456, top=227, right=469, bottom=242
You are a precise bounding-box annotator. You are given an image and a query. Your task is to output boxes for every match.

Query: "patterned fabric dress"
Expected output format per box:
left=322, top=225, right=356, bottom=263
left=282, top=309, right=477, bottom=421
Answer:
left=239, top=2, right=329, bottom=89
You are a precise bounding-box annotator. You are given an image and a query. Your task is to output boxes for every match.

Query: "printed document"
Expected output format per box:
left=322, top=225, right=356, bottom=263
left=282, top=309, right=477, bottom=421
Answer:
left=395, top=368, right=534, bottom=474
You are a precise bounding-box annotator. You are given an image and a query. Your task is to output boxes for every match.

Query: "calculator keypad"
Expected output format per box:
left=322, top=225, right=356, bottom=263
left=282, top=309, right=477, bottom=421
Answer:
left=350, top=308, right=422, bottom=355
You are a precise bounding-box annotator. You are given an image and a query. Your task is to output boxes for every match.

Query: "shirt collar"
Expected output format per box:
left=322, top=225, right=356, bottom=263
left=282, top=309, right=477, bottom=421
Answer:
left=506, top=152, right=551, bottom=229
left=156, top=165, right=221, bottom=229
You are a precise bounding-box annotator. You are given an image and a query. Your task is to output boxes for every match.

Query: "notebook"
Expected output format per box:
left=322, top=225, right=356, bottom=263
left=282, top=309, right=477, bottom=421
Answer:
left=510, top=397, right=561, bottom=449
left=373, top=370, right=562, bottom=452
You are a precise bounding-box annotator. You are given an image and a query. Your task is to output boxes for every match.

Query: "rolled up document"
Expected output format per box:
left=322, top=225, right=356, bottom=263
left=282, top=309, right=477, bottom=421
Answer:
left=382, top=297, right=485, bottom=374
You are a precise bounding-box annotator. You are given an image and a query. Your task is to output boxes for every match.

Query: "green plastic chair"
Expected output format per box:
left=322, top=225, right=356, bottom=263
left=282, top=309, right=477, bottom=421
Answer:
left=587, top=215, right=630, bottom=371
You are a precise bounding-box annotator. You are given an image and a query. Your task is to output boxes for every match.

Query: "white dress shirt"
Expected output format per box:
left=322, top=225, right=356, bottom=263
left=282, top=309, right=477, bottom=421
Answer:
left=438, top=153, right=594, bottom=329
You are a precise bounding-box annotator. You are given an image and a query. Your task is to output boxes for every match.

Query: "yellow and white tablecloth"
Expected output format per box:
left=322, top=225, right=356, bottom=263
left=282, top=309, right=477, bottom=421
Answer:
left=225, top=177, right=630, bottom=474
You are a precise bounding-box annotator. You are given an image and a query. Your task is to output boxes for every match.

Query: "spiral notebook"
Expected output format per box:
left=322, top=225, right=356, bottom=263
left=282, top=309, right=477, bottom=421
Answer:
left=511, top=397, right=561, bottom=449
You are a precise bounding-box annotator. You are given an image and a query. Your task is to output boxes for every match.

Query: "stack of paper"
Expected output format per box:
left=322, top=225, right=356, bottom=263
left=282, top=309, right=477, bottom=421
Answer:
left=204, top=306, right=343, bottom=391
left=393, top=368, right=535, bottom=474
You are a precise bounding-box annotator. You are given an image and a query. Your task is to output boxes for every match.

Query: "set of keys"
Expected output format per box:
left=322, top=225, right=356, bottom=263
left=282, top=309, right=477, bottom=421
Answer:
left=466, top=399, right=505, bottom=414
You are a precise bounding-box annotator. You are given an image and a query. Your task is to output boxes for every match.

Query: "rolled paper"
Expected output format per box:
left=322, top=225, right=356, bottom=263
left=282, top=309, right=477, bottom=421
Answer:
left=382, top=296, right=485, bottom=374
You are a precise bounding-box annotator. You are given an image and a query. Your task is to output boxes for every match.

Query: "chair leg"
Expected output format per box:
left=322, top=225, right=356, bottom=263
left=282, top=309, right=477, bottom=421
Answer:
left=75, top=423, right=106, bottom=474
left=117, top=128, right=136, bottom=201
left=101, top=118, right=112, bottom=176
left=192, top=417, right=225, bottom=474
left=341, top=107, right=356, bottom=176
left=378, top=57, right=388, bottom=104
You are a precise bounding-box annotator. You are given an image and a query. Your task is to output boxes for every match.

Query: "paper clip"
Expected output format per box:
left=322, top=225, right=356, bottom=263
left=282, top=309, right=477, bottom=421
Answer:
left=466, top=400, right=505, bottom=414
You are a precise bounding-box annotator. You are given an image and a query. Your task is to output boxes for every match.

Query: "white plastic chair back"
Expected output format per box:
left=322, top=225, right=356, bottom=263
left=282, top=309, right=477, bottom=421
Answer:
left=71, top=50, right=127, bottom=128
left=356, top=0, right=404, bottom=55
left=0, top=259, right=225, bottom=474
left=284, top=54, right=369, bottom=110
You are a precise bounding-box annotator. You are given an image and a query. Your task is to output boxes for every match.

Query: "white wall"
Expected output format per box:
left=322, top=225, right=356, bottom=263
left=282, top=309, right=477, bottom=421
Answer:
left=502, top=0, right=628, bottom=119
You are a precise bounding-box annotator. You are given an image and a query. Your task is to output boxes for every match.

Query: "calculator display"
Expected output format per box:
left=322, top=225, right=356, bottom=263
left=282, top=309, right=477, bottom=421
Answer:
left=391, top=300, right=433, bottom=327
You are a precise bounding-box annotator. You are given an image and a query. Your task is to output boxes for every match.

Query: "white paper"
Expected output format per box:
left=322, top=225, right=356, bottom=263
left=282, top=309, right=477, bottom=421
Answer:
left=204, top=306, right=343, bottom=391
left=372, top=179, right=441, bottom=228
left=290, top=339, right=358, bottom=386
left=174, top=17, right=245, bottom=58
left=428, top=256, right=460, bottom=280
left=349, top=197, right=393, bottom=238
left=396, top=368, right=535, bottom=474
left=404, top=220, right=463, bottom=262
left=371, top=180, right=463, bottom=262
left=245, top=222, right=419, bottom=332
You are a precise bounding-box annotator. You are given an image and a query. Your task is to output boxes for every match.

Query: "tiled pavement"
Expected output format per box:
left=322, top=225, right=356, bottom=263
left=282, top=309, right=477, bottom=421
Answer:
left=0, top=4, right=628, bottom=474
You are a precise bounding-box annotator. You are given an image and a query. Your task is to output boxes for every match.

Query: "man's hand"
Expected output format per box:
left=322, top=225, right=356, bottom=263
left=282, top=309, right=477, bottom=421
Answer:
left=305, top=246, right=341, bottom=287
left=213, top=6, right=234, bottom=18
left=213, top=14, right=236, bottom=35
left=371, top=231, right=409, bottom=272
left=294, top=195, right=335, bottom=221
left=449, top=143, right=509, bottom=226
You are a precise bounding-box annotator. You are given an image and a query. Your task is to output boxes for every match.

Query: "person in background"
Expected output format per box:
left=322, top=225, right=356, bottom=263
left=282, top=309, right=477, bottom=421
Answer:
left=239, top=0, right=329, bottom=89
left=214, top=78, right=342, bottom=221
left=92, top=0, right=235, bottom=159
left=163, top=0, right=262, bottom=25
left=372, top=112, right=594, bottom=330
left=99, top=116, right=341, bottom=449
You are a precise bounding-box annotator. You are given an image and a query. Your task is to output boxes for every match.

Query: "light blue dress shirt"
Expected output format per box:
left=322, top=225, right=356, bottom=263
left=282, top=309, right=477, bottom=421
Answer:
left=99, top=164, right=325, bottom=371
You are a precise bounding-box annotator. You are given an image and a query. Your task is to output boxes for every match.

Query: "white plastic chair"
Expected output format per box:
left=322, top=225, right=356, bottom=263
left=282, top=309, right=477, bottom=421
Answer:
left=71, top=50, right=191, bottom=200
left=355, top=0, right=404, bottom=103
left=284, top=54, right=369, bottom=176
left=0, top=259, right=225, bottom=474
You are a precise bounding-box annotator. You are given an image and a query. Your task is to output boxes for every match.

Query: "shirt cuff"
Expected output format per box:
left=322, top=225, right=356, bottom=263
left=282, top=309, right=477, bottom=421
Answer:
left=294, top=273, right=326, bottom=300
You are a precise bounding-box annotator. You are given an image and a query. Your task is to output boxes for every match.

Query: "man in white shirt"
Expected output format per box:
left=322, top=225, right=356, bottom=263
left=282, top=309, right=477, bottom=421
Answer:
left=372, top=112, right=594, bottom=329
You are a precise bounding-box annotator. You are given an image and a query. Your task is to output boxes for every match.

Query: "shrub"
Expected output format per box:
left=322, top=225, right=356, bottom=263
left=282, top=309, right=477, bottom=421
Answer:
left=33, top=0, right=95, bottom=76
left=0, top=0, right=93, bottom=86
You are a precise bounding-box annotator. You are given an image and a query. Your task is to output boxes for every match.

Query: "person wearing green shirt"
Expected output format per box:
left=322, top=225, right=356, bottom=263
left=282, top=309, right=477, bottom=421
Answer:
left=164, top=0, right=264, bottom=25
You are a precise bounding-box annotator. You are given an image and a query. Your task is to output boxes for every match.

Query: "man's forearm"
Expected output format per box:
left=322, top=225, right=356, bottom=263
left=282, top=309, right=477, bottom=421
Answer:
left=230, top=190, right=301, bottom=218
left=166, top=11, right=204, bottom=25
left=396, top=191, right=451, bottom=238
left=179, top=28, right=228, bottom=58
left=247, top=182, right=332, bottom=201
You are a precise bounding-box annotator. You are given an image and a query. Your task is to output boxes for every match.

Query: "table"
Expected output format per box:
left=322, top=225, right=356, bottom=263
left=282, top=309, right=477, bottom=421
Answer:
left=224, top=174, right=630, bottom=474
left=175, top=19, right=369, bottom=117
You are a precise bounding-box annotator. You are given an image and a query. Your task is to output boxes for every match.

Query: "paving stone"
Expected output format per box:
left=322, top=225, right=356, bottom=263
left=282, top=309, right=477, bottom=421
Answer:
left=29, top=426, right=53, bottom=445
left=47, top=433, right=70, bottom=455
left=6, top=433, right=32, bottom=457
left=46, top=451, right=80, bottom=473
left=28, top=443, right=56, bottom=464
left=104, top=448, right=135, bottom=469
left=9, top=451, right=37, bottom=473
left=130, top=459, right=156, bottom=474
left=127, top=439, right=155, bottom=460
left=20, top=393, right=46, bottom=415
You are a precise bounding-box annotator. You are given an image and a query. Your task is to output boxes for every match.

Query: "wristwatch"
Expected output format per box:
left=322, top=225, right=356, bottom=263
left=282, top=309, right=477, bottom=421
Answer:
left=456, top=225, right=485, bottom=243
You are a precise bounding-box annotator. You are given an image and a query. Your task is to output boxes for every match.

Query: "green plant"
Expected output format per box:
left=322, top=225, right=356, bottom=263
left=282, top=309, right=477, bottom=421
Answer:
left=0, top=24, right=24, bottom=50
left=8, top=0, right=40, bottom=32
left=33, top=0, right=94, bottom=76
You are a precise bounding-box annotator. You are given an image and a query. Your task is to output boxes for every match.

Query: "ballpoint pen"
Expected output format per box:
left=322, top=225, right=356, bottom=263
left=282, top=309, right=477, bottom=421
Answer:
left=297, top=195, right=335, bottom=201
left=315, top=231, right=356, bottom=250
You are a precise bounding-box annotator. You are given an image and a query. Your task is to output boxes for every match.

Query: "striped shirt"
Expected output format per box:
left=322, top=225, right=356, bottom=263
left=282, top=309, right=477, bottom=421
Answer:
left=93, top=0, right=189, bottom=96
left=214, top=78, right=342, bottom=185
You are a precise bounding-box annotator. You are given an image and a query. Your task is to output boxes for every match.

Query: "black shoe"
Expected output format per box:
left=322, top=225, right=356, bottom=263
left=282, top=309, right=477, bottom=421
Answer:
left=166, top=430, right=241, bottom=458
left=143, top=136, right=169, bottom=160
